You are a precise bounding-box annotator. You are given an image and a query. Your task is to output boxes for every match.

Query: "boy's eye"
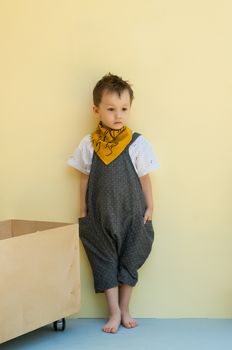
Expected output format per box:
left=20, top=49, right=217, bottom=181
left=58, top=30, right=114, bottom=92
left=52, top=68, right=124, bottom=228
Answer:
left=107, top=108, right=114, bottom=111
left=122, top=108, right=127, bottom=111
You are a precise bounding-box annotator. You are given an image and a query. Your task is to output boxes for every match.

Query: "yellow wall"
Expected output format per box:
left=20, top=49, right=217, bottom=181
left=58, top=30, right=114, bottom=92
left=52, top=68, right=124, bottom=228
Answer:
left=1, top=0, right=232, bottom=318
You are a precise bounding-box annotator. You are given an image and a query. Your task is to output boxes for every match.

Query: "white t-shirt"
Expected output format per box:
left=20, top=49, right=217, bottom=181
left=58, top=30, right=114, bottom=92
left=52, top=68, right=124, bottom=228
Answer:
left=68, top=133, right=160, bottom=177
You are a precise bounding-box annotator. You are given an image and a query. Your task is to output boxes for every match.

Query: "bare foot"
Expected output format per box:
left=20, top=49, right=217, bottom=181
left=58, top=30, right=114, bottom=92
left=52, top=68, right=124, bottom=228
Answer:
left=121, top=311, right=137, bottom=329
left=102, top=312, right=121, bottom=333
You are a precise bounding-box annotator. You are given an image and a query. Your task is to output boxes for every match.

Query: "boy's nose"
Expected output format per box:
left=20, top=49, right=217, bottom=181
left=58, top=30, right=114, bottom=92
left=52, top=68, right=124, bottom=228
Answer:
left=115, top=111, right=121, bottom=119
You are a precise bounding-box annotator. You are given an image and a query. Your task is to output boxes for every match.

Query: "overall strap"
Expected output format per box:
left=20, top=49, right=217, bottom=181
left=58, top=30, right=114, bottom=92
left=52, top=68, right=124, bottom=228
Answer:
left=129, top=132, right=141, bottom=145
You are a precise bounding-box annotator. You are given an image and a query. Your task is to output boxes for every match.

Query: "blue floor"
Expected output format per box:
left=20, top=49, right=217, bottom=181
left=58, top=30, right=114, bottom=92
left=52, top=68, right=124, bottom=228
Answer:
left=1, top=319, right=232, bottom=350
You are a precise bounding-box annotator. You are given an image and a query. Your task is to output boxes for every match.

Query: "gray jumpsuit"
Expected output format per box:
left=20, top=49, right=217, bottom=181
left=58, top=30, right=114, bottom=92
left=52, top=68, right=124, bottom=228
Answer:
left=78, top=133, right=154, bottom=293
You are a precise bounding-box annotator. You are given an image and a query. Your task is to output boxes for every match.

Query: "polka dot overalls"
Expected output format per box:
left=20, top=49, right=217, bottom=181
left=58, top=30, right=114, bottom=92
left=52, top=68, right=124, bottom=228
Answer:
left=79, top=133, right=154, bottom=293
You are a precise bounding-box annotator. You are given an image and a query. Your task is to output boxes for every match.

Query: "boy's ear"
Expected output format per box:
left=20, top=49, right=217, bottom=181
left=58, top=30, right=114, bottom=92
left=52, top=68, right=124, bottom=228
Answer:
left=92, top=105, right=99, bottom=116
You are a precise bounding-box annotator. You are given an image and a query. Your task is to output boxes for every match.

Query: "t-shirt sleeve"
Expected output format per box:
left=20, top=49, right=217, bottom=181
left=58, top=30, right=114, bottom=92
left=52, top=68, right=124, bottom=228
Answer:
left=133, top=135, right=160, bottom=177
left=67, top=134, right=93, bottom=175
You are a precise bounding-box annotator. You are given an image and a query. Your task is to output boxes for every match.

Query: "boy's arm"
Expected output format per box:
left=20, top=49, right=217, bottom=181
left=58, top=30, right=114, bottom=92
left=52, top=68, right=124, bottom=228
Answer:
left=80, top=173, right=89, bottom=217
left=139, top=174, right=153, bottom=224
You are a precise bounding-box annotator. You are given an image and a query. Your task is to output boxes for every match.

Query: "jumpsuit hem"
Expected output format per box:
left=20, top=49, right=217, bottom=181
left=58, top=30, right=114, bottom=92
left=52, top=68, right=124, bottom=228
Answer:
left=95, top=281, right=137, bottom=294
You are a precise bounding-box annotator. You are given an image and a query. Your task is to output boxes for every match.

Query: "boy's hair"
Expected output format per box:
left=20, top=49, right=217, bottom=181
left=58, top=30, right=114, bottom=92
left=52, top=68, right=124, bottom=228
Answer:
left=93, top=73, right=134, bottom=106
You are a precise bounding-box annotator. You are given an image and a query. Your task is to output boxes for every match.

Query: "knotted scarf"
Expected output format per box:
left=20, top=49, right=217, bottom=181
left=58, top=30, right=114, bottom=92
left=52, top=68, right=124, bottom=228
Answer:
left=91, top=122, right=132, bottom=165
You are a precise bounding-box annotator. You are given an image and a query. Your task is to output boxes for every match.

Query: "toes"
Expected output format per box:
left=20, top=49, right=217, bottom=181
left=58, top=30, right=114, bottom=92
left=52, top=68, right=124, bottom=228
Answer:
left=104, top=327, right=117, bottom=333
left=103, top=326, right=111, bottom=333
left=130, top=320, right=137, bottom=327
left=124, top=322, right=132, bottom=328
left=122, top=318, right=137, bottom=329
left=102, top=324, right=119, bottom=333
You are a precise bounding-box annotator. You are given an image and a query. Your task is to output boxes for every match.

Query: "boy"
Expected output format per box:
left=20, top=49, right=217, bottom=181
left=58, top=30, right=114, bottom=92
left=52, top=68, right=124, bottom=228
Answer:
left=68, top=73, right=160, bottom=333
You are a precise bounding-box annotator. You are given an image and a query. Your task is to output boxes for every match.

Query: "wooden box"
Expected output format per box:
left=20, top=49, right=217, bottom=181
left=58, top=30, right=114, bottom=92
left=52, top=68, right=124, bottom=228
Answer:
left=0, top=220, right=80, bottom=344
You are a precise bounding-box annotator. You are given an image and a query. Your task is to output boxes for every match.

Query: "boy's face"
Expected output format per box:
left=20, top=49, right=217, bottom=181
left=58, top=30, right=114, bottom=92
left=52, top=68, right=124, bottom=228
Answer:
left=93, top=89, right=131, bottom=130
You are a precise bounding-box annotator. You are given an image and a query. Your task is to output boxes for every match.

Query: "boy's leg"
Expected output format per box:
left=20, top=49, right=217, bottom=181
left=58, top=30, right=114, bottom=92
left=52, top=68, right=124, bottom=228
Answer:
left=119, top=284, right=137, bottom=328
left=103, top=287, right=121, bottom=333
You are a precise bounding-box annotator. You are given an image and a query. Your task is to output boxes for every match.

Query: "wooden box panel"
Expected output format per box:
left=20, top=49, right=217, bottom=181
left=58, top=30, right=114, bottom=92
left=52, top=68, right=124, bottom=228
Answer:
left=0, top=220, right=80, bottom=344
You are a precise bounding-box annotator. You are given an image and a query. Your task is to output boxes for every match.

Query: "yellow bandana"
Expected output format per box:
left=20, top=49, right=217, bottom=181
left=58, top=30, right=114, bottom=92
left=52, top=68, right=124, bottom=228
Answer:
left=91, top=122, right=132, bottom=165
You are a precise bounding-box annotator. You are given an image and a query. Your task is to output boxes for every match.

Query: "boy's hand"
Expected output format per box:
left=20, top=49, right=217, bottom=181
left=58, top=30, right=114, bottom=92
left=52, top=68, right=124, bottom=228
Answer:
left=80, top=173, right=89, bottom=219
left=143, top=208, right=153, bottom=224
left=139, top=174, right=154, bottom=224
